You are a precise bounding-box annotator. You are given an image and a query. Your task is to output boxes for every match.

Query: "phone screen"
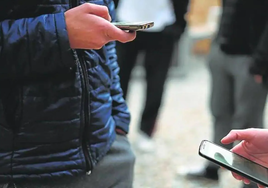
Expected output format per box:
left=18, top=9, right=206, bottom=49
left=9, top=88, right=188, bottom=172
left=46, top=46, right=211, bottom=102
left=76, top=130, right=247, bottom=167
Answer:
left=199, top=140, right=268, bottom=186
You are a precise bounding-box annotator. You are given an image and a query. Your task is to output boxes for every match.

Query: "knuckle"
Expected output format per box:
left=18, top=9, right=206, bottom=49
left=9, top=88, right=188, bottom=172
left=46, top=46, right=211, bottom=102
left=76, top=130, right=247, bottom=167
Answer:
left=100, top=39, right=107, bottom=47
left=102, top=6, right=109, bottom=13
left=83, top=3, right=91, bottom=10
left=95, top=46, right=102, bottom=50
left=230, top=130, right=235, bottom=134
left=95, top=40, right=105, bottom=49
left=98, top=42, right=105, bottom=49
left=120, top=39, right=128, bottom=44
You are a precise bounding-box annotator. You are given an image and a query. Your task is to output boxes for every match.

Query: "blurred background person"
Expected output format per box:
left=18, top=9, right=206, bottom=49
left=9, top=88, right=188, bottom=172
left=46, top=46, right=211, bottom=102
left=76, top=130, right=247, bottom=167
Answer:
left=184, top=0, right=268, bottom=187
left=116, top=0, right=189, bottom=152
left=114, top=0, right=119, bottom=9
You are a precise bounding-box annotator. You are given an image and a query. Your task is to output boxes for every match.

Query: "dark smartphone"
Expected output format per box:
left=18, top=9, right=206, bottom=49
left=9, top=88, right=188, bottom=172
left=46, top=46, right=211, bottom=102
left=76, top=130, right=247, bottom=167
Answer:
left=112, top=21, right=154, bottom=31
left=199, top=140, right=268, bottom=187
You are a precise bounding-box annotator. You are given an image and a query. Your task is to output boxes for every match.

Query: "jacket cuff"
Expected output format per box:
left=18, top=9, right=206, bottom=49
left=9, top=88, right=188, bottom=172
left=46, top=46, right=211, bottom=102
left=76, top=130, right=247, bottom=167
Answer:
left=54, top=12, right=76, bottom=68
left=114, top=117, right=130, bottom=134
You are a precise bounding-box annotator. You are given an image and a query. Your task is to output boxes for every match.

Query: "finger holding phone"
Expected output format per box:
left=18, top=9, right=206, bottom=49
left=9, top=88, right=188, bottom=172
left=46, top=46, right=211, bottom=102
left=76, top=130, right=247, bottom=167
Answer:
left=65, top=3, right=136, bottom=50
left=221, top=128, right=268, bottom=188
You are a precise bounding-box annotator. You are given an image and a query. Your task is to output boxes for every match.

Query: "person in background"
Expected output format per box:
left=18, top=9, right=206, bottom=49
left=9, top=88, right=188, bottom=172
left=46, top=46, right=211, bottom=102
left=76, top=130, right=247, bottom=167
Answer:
left=116, top=0, right=189, bottom=152
left=185, top=0, right=268, bottom=188
left=0, top=0, right=136, bottom=187
left=114, top=0, right=119, bottom=8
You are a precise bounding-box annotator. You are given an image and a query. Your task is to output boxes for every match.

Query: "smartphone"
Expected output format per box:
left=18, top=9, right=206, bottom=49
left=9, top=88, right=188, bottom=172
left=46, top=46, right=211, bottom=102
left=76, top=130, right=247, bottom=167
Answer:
left=199, top=140, right=268, bottom=187
left=112, top=21, right=154, bottom=31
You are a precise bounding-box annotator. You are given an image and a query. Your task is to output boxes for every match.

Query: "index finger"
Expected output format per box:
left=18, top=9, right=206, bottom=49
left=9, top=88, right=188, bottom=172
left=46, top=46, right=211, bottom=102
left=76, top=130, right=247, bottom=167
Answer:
left=258, top=184, right=266, bottom=188
left=82, top=3, right=111, bottom=21
left=221, top=129, right=256, bottom=145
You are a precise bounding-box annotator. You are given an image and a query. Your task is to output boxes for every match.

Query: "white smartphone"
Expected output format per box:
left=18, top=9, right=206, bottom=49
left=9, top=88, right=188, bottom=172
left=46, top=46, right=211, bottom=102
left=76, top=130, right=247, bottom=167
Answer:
left=112, top=21, right=154, bottom=31
left=199, top=140, right=268, bottom=187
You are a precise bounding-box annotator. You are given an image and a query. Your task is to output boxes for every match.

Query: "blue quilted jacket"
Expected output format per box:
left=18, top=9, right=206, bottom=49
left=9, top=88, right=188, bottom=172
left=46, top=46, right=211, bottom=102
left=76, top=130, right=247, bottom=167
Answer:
left=0, top=0, right=130, bottom=183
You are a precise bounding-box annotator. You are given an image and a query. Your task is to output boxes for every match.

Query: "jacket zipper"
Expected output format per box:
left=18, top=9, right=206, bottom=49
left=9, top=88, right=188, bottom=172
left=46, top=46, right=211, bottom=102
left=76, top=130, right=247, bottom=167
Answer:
left=69, top=0, right=93, bottom=175
left=77, top=50, right=93, bottom=175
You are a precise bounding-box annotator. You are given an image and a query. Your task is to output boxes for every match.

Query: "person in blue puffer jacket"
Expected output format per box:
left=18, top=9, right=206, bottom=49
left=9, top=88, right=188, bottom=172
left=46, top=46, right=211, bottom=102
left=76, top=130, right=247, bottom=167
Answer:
left=0, top=0, right=136, bottom=187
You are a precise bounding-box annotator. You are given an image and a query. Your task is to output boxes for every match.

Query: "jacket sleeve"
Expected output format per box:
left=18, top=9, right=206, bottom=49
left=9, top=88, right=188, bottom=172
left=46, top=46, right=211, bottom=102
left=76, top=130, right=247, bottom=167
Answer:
left=105, top=41, right=131, bottom=134
left=171, top=0, right=190, bottom=30
left=0, top=12, right=75, bottom=80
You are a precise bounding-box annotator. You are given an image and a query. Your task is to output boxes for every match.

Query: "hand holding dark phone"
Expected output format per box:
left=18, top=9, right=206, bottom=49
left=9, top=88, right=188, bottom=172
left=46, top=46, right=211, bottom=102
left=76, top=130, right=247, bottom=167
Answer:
left=199, top=140, right=268, bottom=187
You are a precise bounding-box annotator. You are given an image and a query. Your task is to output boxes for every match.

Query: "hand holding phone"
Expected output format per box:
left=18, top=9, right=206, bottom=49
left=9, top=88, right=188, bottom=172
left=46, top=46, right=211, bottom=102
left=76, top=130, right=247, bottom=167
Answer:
left=112, top=21, right=154, bottom=31
left=65, top=3, right=136, bottom=49
left=221, top=129, right=268, bottom=187
left=199, top=140, right=268, bottom=187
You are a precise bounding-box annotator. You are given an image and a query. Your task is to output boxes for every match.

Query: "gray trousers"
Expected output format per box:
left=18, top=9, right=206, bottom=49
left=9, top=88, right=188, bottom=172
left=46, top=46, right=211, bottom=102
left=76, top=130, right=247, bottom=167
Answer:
left=207, top=42, right=268, bottom=168
left=3, top=134, right=135, bottom=188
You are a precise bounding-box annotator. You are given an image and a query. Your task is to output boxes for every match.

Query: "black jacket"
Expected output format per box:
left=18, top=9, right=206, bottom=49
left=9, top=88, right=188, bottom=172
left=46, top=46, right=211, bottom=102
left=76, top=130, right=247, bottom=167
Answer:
left=217, top=0, right=252, bottom=54
left=218, top=0, right=268, bottom=76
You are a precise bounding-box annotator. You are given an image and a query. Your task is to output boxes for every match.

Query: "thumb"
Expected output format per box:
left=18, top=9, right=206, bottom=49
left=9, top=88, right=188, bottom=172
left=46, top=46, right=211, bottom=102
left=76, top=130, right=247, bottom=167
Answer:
left=81, top=3, right=111, bottom=21
left=106, top=24, right=136, bottom=43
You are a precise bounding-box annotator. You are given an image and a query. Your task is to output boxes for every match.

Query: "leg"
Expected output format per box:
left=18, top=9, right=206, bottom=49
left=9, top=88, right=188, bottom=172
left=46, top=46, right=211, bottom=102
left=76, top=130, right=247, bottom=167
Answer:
left=208, top=43, right=235, bottom=154
left=16, top=134, right=136, bottom=188
left=231, top=56, right=268, bottom=130
left=83, top=134, right=136, bottom=188
left=185, top=42, right=235, bottom=180
left=231, top=57, right=266, bottom=188
left=139, top=32, right=175, bottom=137
left=117, top=39, right=139, bottom=99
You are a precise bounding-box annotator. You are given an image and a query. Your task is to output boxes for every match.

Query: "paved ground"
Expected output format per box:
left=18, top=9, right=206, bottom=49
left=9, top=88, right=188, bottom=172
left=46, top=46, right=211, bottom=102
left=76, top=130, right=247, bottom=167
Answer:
left=125, top=56, right=267, bottom=188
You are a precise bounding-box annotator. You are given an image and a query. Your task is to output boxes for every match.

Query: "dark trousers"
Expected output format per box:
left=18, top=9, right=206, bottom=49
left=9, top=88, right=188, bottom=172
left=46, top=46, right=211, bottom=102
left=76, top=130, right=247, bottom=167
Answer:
left=207, top=42, right=268, bottom=170
left=117, top=31, right=176, bottom=136
left=1, top=134, right=135, bottom=188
